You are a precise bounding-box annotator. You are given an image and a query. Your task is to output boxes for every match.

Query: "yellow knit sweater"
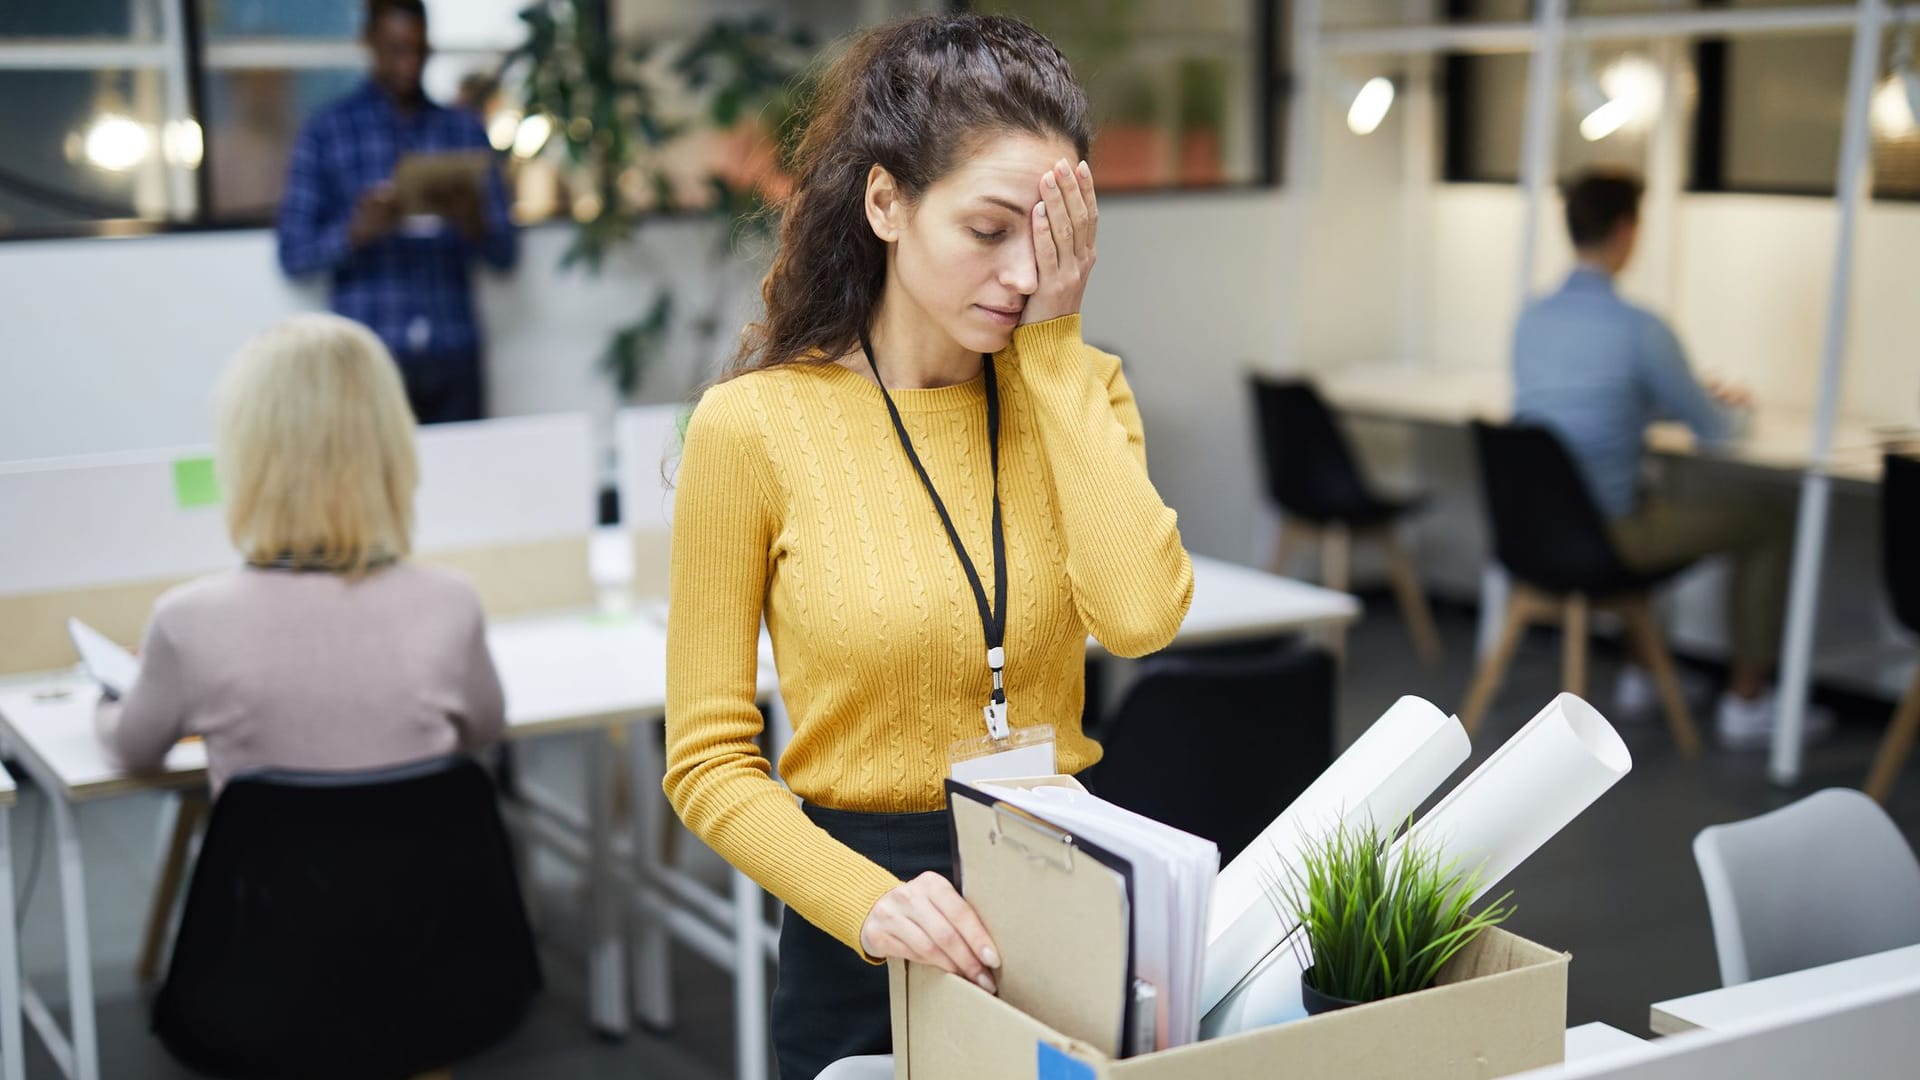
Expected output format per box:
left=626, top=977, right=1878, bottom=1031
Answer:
left=663, top=315, right=1194, bottom=955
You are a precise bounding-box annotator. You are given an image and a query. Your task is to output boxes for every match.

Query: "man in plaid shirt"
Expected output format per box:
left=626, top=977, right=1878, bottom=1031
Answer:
left=276, top=0, right=516, bottom=423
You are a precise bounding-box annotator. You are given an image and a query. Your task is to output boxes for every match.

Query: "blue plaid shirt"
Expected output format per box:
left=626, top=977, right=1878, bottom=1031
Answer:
left=276, top=80, right=516, bottom=357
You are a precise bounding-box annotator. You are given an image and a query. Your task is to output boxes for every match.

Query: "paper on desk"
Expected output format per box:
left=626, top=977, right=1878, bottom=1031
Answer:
left=1201, top=692, right=1631, bottom=1039
left=1398, top=691, right=1631, bottom=903
left=1198, top=695, right=1470, bottom=1017
left=977, top=781, right=1219, bottom=1050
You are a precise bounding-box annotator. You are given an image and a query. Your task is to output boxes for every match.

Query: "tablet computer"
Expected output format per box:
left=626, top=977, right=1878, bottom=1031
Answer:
left=67, top=617, right=141, bottom=700
left=391, top=149, right=492, bottom=217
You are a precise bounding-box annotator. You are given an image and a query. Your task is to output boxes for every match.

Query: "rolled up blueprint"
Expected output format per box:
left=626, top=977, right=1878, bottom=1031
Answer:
left=1399, top=691, right=1631, bottom=902
left=1197, top=696, right=1470, bottom=1017
left=1202, top=692, right=1631, bottom=1038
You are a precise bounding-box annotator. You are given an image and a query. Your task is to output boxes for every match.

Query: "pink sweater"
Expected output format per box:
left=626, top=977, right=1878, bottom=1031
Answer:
left=96, top=563, right=506, bottom=795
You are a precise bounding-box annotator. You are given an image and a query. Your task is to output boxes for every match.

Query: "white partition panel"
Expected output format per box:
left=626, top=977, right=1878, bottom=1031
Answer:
left=414, top=413, right=595, bottom=550
left=615, top=404, right=685, bottom=535
left=0, top=448, right=233, bottom=595
left=0, top=413, right=594, bottom=596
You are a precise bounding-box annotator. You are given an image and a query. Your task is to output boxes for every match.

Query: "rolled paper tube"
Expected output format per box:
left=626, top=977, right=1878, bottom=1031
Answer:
left=1202, top=693, right=1631, bottom=1039
left=1199, top=696, right=1471, bottom=1017
left=1400, top=691, right=1632, bottom=903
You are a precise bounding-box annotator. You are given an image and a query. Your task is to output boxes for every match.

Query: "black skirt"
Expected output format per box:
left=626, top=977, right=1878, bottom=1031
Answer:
left=770, top=802, right=952, bottom=1080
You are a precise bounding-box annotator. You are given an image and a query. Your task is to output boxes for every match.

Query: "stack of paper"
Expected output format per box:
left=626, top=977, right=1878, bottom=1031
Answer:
left=977, top=780, right=1220, bottom=1050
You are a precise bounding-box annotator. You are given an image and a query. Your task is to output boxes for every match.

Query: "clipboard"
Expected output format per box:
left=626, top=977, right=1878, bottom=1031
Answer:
left=945, top=777, right=1137, bottom=1058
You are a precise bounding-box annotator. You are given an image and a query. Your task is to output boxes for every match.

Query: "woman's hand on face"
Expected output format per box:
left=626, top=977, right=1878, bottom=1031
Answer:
left=859, top=871, right=1002, bottom=993
left=1019, top=158, right=1097, bottom=326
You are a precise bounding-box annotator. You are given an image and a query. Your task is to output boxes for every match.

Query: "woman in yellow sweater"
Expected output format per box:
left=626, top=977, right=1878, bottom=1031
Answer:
left=663, top=14, right=1193, bottom=1077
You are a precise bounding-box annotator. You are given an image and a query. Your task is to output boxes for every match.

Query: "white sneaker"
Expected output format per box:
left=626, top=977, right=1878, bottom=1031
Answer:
left=1715, top=690, right=1835, bottom=751
left=1613, top=665, right=1659, bottom=720
left=1612, top=664, right=1710, bottom=721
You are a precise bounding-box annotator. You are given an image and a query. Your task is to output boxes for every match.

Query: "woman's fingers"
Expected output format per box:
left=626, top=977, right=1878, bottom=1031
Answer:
left=1055, top=159, right=1093, bottom=261
left=1040, top=165, right=1074, bottom=267
left=1032, top=199, right=1059, bottom=275
left=921, top=872, right=1001, bottom=972
left=907, top=888, right=994, bottom=991
left=1076, top=159, right=1098, bottom=260
left=859, top=874, right=1000, bottom=994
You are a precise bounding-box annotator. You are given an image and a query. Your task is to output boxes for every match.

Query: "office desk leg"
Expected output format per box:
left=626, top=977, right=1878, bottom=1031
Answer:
left=0, top=804, right=22, bottom=1080
left=137, top=791, right=207, bottom=984
left=733, top=867, right=768, bottom=1080
left=51, top=795, right=99, bottom=1080
left=587, top=727, right=631, bottom=1038
left=628, top=722, right=675, bottom=1031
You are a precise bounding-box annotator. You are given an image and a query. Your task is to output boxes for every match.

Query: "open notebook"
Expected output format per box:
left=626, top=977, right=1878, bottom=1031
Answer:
left=68, top=617, right=140, bottom=699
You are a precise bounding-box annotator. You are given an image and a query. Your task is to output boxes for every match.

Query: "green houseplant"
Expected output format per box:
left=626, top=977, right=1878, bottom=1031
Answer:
left=507, top=0, right=814, bottom=399
left=1276, top=818, right=1516, bottom=1015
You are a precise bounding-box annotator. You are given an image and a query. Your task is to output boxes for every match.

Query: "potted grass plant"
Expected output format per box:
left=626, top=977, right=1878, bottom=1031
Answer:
left=1279, top=818, right=1517, bottom=1016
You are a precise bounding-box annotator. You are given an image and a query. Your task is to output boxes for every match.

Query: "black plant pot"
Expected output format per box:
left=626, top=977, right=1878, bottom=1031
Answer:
left=1300, top=969, right=1362, bottom=1016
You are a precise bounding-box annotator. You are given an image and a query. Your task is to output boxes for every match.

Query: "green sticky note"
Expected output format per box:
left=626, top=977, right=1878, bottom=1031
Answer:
left=172, top=457, right=221, bottom=508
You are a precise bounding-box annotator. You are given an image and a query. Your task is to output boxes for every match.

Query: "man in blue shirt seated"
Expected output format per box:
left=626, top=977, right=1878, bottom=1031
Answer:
left=275, top=0, right=517, bottom=423
left=1512, top=170, right=1822, bottom=749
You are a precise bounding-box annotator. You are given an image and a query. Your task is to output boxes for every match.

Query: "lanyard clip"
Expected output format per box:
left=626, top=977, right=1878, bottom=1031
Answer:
left=984, top=645, right=1009, bottom=739
left=984, top=699, right=1009, bottom=741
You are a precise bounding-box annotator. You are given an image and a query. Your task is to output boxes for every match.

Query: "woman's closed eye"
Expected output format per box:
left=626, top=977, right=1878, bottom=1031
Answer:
left=967, top=226, right=1008, bottom=243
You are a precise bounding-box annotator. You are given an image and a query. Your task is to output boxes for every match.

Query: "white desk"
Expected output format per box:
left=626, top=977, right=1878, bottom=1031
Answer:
left=0, top=556, right=1354, bottom=1080
left=0, top=676, right=207, bottom=1080
left=1648, top=942, right=1920, bottom=1036
left=1318, top=363, right=1898, bottom=772
left=1317, top=364, right=1891, bottom=483
left=0, top=613, right=771, bottom=1080
left=1106, top=555, right=1361, bottom=654
left=0, top=765, right=18, bottom=1080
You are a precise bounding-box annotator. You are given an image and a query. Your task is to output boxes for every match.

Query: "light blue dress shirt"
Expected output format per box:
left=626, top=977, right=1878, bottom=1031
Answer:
left=1511, top=267, right=1730, bottom=519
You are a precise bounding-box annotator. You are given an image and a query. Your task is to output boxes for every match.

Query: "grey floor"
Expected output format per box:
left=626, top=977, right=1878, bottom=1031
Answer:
left=12, top=595, right=1918, bottom=1077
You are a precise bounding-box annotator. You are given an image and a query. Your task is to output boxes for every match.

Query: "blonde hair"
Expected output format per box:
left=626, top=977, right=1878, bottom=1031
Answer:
left=215, top=313, right=419, bottom=576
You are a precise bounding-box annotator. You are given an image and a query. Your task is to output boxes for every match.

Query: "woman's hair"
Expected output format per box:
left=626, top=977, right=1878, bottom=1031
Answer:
left=728, top=13, right=1091, bottom=378
left=215, top=313, right=419, bottom=576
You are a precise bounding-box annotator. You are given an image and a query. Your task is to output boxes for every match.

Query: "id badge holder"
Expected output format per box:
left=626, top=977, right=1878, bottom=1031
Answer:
left=948, top=713, right=1056, bottom=784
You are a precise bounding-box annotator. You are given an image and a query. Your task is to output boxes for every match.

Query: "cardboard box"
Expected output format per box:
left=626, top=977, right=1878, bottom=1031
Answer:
left=888, top=926, right=1570, bottom=1080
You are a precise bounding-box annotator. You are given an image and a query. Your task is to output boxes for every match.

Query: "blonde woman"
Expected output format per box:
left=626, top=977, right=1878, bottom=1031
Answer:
left=96, top=313, right=505, bottom=795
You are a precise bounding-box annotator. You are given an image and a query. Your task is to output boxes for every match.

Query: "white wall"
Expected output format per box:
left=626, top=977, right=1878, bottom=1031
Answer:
left=0, top=192, right=1294, bottom=564
left=1423, top=184, right=1920, bottom=425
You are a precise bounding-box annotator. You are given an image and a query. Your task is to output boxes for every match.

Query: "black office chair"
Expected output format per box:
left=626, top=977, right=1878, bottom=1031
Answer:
left=1251, top=376, right=1442, bottom=664
left=153, top=755, right=542, bottom=1080
left=1093, top=641, right=1335, bottom=864
left=1865, top=453, right=1920, bottom=801
left=1462, top=421, right=1701, bottom=755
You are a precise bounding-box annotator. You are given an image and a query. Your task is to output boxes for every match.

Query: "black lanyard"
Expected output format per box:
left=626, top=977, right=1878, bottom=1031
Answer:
left=860, top=330, right=1010, bottom=740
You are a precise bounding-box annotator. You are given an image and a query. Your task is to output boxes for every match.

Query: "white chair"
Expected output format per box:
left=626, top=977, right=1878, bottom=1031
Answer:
left=1693, top=788, right=1920, bottom=986
left=816, top=1055, right=895, bottom=1080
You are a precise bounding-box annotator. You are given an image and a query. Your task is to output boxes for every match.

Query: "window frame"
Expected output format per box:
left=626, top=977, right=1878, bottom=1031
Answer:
left=954, top=0, right=1288, bottom=194
left=0, top=0, right=1290, bottom=243
left=1437, top=0, right=1920, bottom=202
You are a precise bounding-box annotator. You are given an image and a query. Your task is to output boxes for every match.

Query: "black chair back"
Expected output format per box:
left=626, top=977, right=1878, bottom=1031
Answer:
left=1471, top=420, right=1649, bottom=595
left=1251, top=377, right=1381, bottom=524
left=153, top=755, right=541, bottom=1080
left=1887, top=453, right=1920, bottom=636
left=1093, top=642, right=1335, bottom=864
